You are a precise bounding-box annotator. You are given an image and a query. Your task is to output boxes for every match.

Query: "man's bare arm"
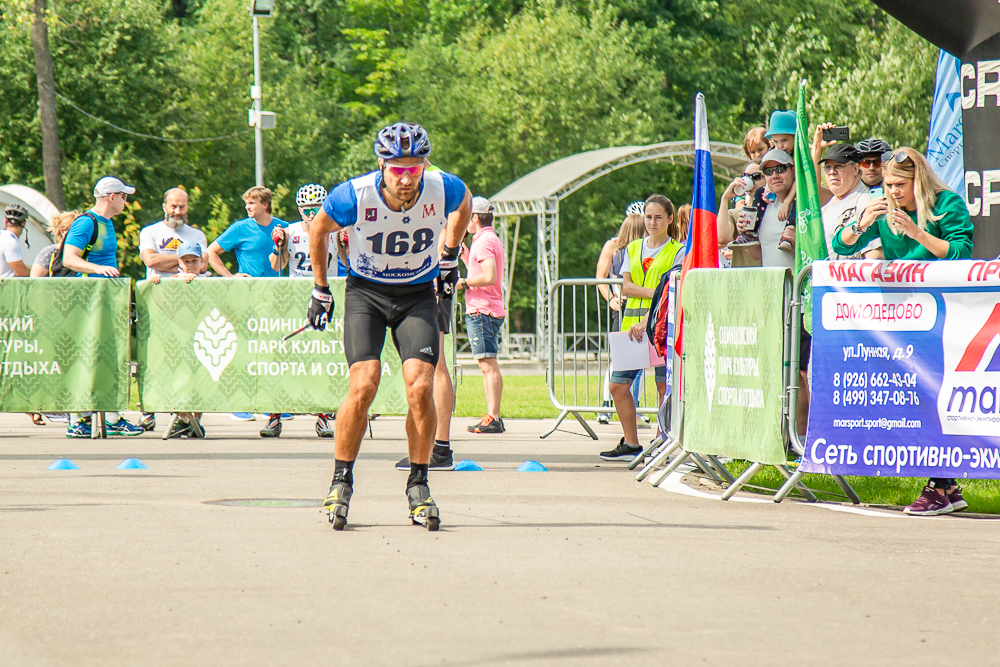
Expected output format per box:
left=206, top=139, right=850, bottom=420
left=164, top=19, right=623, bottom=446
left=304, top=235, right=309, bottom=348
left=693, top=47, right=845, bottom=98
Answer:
left=442, top=188, right=472, bottom=251
left=309, top=209, right=343, bottom=288
left=140, top=248, right=180, bottom=272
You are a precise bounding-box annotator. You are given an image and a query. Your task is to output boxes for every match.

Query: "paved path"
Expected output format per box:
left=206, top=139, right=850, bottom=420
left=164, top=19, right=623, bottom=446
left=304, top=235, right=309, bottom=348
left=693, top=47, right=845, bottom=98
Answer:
left=1, top=413, right=997, bottom=666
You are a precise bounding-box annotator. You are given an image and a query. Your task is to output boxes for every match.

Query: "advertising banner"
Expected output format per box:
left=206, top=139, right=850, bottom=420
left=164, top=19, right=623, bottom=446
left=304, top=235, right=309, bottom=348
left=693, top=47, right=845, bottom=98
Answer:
left=803, top=259, right=1000, bottom=479
left=0, top=278, right=131, bottom=412
left=681, top=268, right=789, bottom=465
left=136, top=278, right=410, bottom=414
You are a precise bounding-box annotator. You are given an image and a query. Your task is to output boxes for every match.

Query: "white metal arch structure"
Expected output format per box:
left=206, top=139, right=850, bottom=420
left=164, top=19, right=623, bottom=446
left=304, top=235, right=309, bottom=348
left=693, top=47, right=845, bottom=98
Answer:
left=489, top=140, right=746, bottom=354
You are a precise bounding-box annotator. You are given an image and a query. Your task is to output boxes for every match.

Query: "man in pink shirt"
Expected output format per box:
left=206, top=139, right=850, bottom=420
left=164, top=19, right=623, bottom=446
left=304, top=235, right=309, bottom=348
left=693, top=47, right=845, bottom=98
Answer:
left=458, top=197, right=507, bottom=434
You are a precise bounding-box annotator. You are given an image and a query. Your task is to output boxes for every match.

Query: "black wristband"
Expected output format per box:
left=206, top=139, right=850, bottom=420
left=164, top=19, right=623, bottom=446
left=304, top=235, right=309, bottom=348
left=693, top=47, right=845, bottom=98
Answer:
left=442, top=244, right=460, bottom=260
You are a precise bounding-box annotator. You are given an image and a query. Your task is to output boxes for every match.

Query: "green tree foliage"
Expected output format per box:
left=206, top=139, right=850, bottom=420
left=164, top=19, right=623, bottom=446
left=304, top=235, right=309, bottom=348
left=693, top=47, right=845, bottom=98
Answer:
left=0, top=0, right=941, bottom=329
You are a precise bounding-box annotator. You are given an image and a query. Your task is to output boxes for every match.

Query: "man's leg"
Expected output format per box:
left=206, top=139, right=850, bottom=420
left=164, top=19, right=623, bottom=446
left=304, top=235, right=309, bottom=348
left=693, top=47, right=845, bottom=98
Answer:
left=387, top=285, right=443, bottom=529
left=334, top=360, right=382, bottom=462
left=403, top=358, right=436, bottom=465
left=480, top=358, right=503, bottom=419
left=434, top=332, right=454, bottom=442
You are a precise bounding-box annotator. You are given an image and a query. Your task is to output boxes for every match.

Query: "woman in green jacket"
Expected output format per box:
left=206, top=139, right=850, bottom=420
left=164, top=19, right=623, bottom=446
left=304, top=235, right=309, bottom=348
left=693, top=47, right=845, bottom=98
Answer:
left=832, top=147, right=973, bottom=516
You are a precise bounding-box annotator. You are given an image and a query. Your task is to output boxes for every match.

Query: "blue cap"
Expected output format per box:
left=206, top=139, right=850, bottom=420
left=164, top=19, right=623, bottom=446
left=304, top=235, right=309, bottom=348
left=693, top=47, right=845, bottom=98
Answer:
left=177, top=240, right=202, bottom=258
left=765, top=110, right=797, bottom=138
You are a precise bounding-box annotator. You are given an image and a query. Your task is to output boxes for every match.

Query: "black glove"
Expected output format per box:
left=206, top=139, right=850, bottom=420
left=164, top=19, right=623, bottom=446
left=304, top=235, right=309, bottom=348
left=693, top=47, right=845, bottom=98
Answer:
left=437, top=245, right=460, bottom=297
left=308, top=285, right=335, bottom=331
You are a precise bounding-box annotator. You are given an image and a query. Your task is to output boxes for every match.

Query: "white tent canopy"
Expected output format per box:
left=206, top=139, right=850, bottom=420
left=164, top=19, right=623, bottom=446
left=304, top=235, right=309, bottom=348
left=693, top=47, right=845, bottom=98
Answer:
left=486, top=140, right=745, bottom=355
left=0, top=184, right=59, bottom=266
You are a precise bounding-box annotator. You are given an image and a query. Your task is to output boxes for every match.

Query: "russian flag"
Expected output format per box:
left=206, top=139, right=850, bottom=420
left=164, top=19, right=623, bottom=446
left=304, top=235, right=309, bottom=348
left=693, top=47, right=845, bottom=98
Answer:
left=675, top=93, right=719, bottom=354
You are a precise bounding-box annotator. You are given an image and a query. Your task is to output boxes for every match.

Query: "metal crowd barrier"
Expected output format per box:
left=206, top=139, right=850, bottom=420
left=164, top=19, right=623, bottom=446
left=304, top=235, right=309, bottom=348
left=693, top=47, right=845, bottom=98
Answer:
left=542, top=278, right=657, bottom=439
left=632, top=267, right=860, bottom=504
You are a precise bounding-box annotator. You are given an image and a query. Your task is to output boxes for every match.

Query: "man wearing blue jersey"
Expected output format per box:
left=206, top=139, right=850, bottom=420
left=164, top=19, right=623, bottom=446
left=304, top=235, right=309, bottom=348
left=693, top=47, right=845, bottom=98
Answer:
left=306, top=122, right=472, bottom=531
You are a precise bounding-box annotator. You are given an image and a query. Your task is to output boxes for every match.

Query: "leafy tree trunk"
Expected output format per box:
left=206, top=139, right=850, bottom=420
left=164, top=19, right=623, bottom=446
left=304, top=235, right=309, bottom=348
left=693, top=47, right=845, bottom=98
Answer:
left=30, top=0, right=65, bottom=210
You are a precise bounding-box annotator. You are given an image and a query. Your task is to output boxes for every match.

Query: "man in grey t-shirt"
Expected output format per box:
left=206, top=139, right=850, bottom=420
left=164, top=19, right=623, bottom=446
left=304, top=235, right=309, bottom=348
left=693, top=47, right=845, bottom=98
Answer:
left=739, top=149, right=796, bottom=270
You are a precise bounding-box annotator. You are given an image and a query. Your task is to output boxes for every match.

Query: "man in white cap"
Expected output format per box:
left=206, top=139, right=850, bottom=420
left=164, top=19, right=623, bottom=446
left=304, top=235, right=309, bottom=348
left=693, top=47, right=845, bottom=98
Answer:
left=458, top=196, right=507, bottom=434
left=139, top=188, right=209, bottom=280
left=63, top=176, right=145, bottom=438
left=62, top=176, right=134, bottom=278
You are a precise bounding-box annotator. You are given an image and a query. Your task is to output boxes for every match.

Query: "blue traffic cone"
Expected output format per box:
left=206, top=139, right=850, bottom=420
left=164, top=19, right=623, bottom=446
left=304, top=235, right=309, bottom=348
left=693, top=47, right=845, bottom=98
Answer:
left=116, top=458, right=148, bottom=470
left=455, top=459, right=484, bottom=471
left=47, top=459, right=80, bottom=470
left=516, top=460, right=548, bottom=472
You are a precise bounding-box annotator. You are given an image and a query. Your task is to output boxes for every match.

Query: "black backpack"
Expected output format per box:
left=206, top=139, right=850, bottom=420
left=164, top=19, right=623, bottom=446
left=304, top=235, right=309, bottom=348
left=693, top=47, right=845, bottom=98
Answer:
left=48, top=211, right=101, bottom=277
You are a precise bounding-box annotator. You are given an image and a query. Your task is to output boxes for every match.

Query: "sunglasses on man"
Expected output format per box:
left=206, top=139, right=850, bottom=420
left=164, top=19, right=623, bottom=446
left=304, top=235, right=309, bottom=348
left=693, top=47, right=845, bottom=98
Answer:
left=385, top=163, right=425, bottom=178
left=762, top=164, right=790, bottom=177
left=301, top=207, right=320, bottom=217
left=859, top=158, right=882, bottom=169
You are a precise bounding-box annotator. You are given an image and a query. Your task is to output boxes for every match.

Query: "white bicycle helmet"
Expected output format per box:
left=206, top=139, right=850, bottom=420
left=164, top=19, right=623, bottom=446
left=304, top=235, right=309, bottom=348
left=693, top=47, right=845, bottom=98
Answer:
left=625, top=201, right=644, bottom=216
left=296, top=184, right=327, bottom=207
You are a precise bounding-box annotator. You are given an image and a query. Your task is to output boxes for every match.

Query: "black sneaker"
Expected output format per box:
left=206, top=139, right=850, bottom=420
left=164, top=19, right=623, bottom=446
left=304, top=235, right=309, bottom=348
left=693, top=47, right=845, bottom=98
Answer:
left=315, top=413, right=335, bottom=438
left=396, top=445, right=455, bottom=471
left=259, top=414, right=282, bottom=438
left=599, top=438, right=643, bottom=461
left=468, top=415, right=505, bottom=433
left=138, top=413, right=156, bottom=432
left=167, top=418, right=193, bottom=439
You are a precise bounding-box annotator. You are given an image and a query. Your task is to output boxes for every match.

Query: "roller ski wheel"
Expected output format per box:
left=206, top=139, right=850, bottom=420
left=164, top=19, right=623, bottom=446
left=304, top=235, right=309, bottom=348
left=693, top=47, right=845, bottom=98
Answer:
left=324, top=481, right=353, bottom=531
left=407, top=484, right=440, bottom=531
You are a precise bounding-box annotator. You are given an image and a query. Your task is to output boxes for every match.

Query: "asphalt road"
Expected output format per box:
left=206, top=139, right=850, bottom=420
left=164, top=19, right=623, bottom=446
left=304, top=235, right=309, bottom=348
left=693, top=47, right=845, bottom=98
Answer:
left=2, top=413, right=997, bottom=666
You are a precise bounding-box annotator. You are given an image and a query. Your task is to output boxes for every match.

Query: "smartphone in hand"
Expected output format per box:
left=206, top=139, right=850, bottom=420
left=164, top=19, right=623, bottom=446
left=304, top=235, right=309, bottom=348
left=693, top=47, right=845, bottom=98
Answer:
left=870, top=187, right=884, bottom=198
left=822, top=126, right=850, bottom=142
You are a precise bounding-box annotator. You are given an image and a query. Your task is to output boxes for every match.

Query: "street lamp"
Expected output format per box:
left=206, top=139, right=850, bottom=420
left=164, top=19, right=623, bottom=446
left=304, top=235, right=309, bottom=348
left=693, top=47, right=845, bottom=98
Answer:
left=249, top=0, right=277, bottom=186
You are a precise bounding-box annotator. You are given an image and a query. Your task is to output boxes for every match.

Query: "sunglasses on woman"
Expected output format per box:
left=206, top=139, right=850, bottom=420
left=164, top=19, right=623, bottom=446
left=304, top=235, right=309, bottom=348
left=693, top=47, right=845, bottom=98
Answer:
left=740, top=172, right=764, bottom=181
left=881, top=150, right=911, bottom=165
left=762, top=164, right=790, bottom=177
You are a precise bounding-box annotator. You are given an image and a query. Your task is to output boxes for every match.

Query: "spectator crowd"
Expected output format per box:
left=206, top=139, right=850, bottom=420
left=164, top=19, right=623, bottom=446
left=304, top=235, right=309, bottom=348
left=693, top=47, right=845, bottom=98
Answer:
left=596, top=108, right=973, bottom=516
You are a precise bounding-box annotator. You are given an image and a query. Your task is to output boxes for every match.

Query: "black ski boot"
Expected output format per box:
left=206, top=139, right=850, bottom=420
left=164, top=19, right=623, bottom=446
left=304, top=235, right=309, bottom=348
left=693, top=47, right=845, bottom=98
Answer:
left=324, top=481, right=353, bottom=530
left=406, top=483, right=440, bottom=531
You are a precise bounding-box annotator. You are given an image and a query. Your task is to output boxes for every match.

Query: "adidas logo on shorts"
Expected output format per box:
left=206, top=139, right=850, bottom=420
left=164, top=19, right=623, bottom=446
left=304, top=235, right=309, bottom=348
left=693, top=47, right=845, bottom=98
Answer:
left=420, top=347, right=433, bottom=355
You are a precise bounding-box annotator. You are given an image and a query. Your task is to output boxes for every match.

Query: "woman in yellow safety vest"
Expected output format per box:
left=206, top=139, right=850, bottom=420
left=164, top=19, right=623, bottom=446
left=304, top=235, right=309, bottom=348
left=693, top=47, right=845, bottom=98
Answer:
left=599, top=194, right=687, bottom=462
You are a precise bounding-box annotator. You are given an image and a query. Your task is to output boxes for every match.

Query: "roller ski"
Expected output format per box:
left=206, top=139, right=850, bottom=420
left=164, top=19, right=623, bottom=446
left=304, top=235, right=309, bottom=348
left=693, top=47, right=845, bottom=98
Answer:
left=324, top=481, right=353, bottom=531
left=407, top=483, right=440, bottom=531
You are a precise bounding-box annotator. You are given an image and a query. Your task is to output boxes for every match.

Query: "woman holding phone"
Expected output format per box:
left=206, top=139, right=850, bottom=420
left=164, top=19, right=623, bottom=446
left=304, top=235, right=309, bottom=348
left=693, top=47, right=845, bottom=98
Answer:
left=832, top=147, right=973, bottom=515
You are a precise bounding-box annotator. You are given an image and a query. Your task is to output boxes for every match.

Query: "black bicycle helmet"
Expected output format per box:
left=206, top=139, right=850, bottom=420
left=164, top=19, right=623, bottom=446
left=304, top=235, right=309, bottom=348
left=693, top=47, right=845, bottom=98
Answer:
left=854, top=138, right=891, bottom=156
left=373, top=122, right=431, bottom=160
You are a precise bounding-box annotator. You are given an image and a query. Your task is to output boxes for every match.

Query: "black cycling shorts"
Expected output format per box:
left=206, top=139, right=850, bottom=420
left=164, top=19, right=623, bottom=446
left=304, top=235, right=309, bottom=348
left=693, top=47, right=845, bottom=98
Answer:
left=437, top=295, right=453, bottom=334
left=343, top=275, right=439, bottom=366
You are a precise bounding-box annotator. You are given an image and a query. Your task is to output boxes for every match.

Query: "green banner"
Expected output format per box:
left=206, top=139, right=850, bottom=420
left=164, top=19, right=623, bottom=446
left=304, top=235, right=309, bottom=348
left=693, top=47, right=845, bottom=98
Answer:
left=136, top=278, right=412, bottom=414
left=681, top=268, right=788, bottom=465
left=0, top=278, right=131, bottom=412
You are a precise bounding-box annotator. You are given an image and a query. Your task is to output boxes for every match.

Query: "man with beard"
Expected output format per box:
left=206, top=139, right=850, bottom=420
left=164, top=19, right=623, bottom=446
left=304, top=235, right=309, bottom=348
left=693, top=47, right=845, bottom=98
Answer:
left=307, top=122, right=472, bottom=531
left=139, top=188, right=209, bottom=280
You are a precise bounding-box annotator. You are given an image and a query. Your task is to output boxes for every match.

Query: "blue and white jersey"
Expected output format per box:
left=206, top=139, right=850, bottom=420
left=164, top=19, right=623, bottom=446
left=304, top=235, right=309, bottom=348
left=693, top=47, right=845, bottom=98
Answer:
left=323, top=169, right=467, bottom=285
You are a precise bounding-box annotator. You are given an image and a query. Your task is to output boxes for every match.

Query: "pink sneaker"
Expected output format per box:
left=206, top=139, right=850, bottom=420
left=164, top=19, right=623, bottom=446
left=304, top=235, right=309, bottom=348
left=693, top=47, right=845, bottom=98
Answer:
left=948, top=486, right=968, bottom=512
left=904, top=485, right=953, bottom=516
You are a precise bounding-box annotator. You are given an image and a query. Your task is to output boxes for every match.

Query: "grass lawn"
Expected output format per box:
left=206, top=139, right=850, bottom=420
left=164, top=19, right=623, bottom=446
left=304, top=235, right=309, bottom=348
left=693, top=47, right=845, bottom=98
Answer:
left=454, top=374, right=660, bottom=420
left=724, top=459, right=1000, bottom=514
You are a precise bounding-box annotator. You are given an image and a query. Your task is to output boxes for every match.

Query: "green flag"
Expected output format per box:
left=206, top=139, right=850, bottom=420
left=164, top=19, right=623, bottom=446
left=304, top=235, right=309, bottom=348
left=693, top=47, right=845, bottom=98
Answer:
left=794, top=80, right=826, bottom=333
